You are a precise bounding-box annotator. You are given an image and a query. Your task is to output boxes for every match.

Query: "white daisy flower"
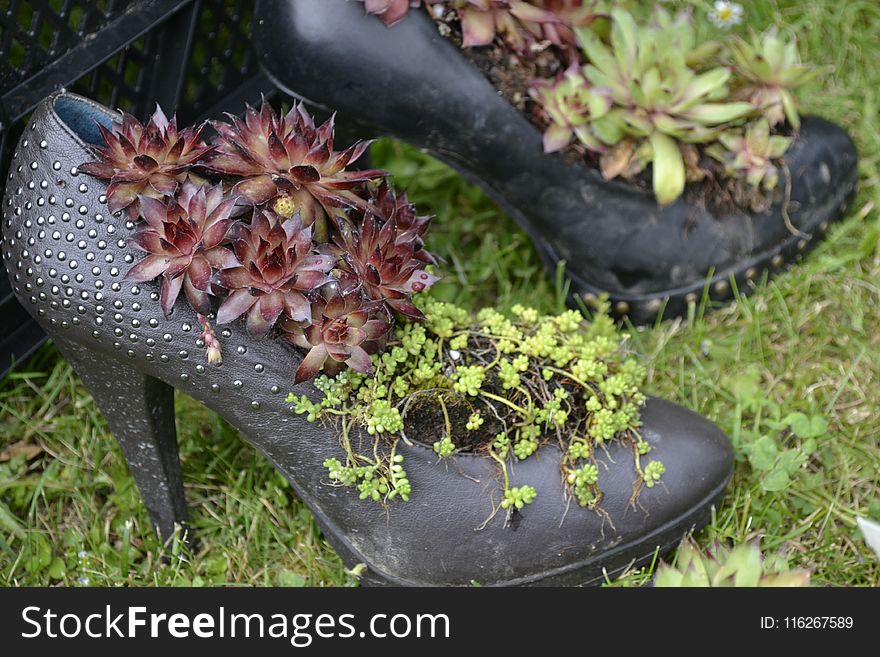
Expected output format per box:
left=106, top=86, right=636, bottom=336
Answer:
left=708, top=1, right=744, bottom=29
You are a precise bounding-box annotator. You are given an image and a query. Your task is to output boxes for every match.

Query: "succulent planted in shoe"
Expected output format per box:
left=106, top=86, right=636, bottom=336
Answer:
left=359, top=0, right=421, bottom=26
left=529, top=66, right=611, bottom=152
left=353, top=4, right=820, bottom=207
left=205, top=102, right=385, bottom=238
left=706, top=119, right=793, bottom=192
left=68, top=92, right=427, bottom=367
left=78, top=106, right=212, bottom=216
left=575, top=8, right=754, bottom=205
left=730, top=27, right=820, bottom=129
left=283, top=287, right=392, bottom=382
left=653, top=537, right=811, bottom=587
left=292, top=295, right=656, bottom=513
left=75, top=98, right=436, bottom=379
left=361, top=0, right=614, bottom=55
left=255, top=0, right=857, bottom=325
left=215, top=210, right=335, bottom=335
left=432, top=0, right=562, bottom=51
left=335, top=205, right=440, bottom=321
left=367, top=182, right=437, bottom=266
left=125, top=184, right=237, bottom=316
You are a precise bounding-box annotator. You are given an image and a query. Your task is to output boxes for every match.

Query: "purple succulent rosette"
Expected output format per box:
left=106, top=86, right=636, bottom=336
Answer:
left=79, top=101, right=440, bottom=382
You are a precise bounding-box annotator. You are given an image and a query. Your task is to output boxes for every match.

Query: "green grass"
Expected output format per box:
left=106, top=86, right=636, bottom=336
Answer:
left=1, top=0, right=879, bottom=586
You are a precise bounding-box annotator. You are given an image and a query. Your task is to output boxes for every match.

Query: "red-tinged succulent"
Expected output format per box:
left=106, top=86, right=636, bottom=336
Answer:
left=283, top=289, right=391, bottom=383
left=125, top=183, right=237, bottom=316
left=529, top=66, right=612, bottom=152
left=215, top=210, right=336, bottom=336
left=79, top=106, right=212, bottom=216
left=335, top=209, right=439, bottom=320
left=358, top=0, right=421, bottom=25
left=366, top=182, right=437, bottom=265
left=204, top=102, right=385, bottom=233
left=430, top=0, right=562, bottom=51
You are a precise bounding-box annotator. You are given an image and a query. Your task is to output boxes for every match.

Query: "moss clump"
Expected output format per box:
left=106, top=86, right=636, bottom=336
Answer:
left=288, top=295, right=662, bottom=512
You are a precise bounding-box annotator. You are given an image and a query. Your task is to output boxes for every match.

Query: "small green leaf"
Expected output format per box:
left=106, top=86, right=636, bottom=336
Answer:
left=205, top=555, right=228, bottom=575
left=776, top=449, right=806, bottom=474
left=649, top=132, right=685, bottom=206
left=762, top=467, right=791, bottom=492
left=0, top=500, right=25, bottom=539
left=47, top=557, right=66, bottom=581
left=731, top=366, right=763, bottom=408
left=278, top=570, right=307, bottom=587
left=784, top=412, right=828, bottom=438
left=749, top=435, right=779, bottom=471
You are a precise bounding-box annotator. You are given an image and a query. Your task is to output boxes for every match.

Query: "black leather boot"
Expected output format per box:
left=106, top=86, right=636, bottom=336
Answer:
left=1, top=91, right=733, bottom=586
left=252, top=0, right=858, bottom=324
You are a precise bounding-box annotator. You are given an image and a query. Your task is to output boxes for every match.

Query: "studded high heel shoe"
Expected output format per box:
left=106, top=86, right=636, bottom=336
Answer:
left=2, top=91, right=733, bottom=586
left=253, top=0, right=858, bottom=324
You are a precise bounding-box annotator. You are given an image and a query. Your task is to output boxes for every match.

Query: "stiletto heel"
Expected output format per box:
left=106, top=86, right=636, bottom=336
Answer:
left=53, top=337, right=188, bottom=542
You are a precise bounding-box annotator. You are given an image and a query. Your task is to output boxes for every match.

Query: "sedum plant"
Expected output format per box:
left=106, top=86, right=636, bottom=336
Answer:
left=572, top=7, right=754, bottom=205
left=290, top=295, right=659, bottom=512
left=654, top=537, right=811, bottom=587
left=729, top=27, right=820, bottom=129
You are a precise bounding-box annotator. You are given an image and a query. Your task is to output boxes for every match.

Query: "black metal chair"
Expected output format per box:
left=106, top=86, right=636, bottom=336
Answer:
left=0, top=0, right=273, bottom=378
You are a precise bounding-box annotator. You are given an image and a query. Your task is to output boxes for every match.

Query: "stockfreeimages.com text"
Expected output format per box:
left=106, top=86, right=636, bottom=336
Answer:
left=21, top=606, right=450, bottom=646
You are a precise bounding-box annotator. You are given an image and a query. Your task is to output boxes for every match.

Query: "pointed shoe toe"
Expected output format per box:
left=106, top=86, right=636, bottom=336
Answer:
left=3, top=91, right=733, bottom=586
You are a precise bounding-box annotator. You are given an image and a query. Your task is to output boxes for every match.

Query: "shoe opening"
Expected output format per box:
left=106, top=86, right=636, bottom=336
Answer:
left=53, top=95, right=115, bottom=146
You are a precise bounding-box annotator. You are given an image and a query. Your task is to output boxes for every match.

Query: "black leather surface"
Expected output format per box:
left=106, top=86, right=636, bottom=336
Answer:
left=2, top=91, right=734, bottom=585
left=253, top=0, right=858, bottom=319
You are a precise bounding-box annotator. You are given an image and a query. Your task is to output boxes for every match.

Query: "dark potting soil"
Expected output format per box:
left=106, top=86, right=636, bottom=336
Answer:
left=398, top=336, right=597, bottom=455
left=403, top=388, right=503, bottom=451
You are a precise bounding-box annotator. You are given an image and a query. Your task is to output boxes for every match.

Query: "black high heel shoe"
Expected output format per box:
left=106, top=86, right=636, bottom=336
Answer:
left=2, top=91, right=733, bottom=586
left=252, top=0, right=858, bottom=324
